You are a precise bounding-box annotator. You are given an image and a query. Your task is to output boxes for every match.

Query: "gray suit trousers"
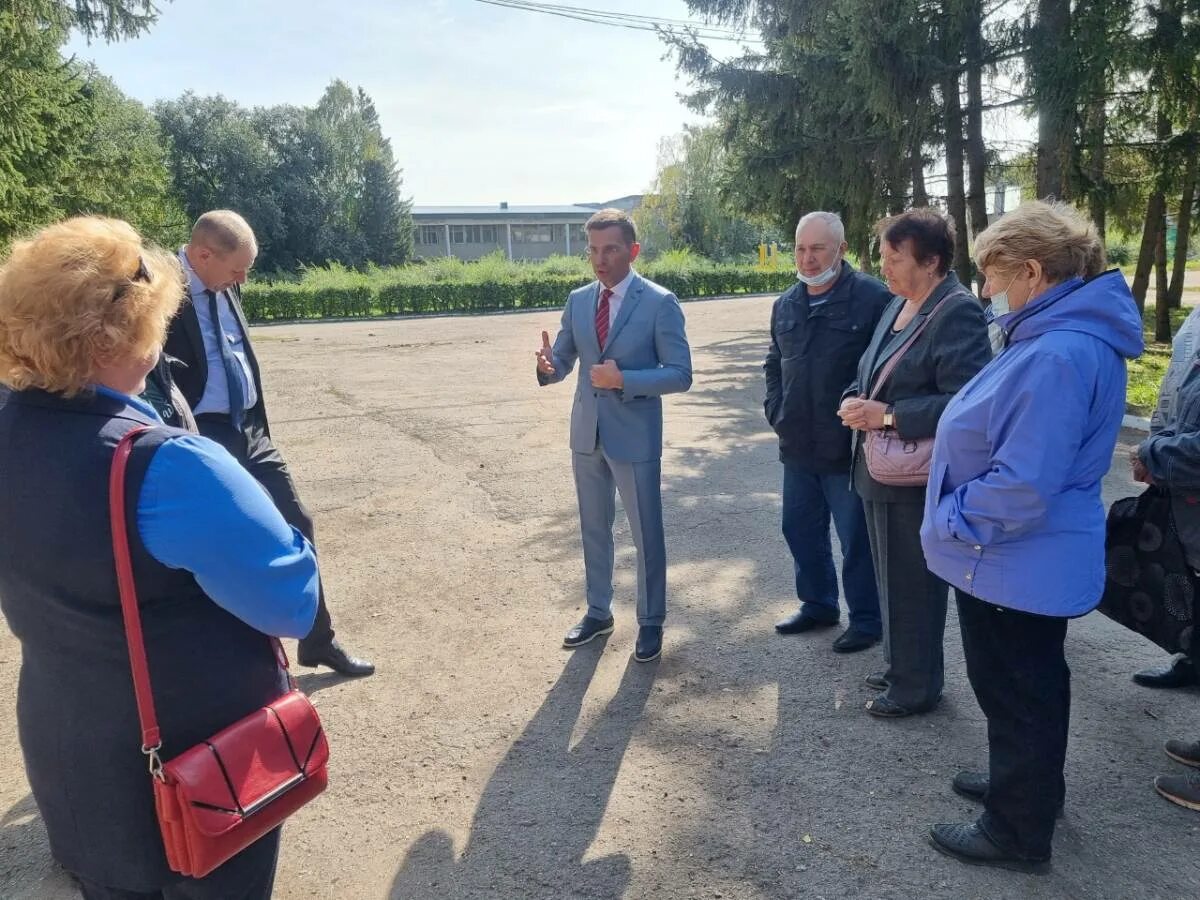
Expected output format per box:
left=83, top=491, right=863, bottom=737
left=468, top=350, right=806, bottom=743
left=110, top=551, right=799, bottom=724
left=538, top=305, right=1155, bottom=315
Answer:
left=572, top=444, right=666, bottom=626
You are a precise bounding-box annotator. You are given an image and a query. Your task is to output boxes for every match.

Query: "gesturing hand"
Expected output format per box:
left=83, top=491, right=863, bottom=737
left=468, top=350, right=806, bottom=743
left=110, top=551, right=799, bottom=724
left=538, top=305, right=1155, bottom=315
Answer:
left=536, top=330, right=556, bottom=375
left=591, top=359, right=624, bottom=390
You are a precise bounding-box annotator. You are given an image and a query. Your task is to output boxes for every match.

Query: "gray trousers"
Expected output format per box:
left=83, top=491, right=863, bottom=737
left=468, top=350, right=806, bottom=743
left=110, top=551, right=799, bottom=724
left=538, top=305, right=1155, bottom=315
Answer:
left=572, top=447, right=666, bottom=626
left=863, top=498, right=949, bottom=710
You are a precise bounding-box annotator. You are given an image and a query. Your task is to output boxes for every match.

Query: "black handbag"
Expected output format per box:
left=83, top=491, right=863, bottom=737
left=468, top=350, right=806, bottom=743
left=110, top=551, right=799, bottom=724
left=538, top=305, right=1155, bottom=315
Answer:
left=1099, top=485, right=1197, bottom=659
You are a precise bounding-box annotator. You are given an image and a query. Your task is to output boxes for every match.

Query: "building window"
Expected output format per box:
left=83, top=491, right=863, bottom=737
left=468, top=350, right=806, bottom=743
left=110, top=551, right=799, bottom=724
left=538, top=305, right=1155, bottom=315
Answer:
left=418, top=225, right=440, bottom=245
left=512, top=224, right=554, bottom=243
left=450, top=225, right=501, bottom=244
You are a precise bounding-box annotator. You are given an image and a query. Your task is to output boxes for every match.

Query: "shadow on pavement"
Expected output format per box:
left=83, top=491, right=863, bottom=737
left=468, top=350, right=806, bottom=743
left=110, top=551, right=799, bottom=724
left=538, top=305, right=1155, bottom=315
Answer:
left=389, top=643, right=657, bottom=899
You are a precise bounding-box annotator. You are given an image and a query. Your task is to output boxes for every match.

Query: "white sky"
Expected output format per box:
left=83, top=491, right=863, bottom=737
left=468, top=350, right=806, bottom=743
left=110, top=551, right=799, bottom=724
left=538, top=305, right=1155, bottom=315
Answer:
left=66, top=0, right=731, bottom=205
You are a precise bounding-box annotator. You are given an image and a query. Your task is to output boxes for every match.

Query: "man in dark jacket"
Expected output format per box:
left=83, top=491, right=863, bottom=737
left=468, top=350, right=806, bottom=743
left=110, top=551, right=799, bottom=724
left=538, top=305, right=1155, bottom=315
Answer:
left=764, top=212, right=891, bottom=652
left=140, top=354, right=197, bottom=432
left=164, top=210, right=373, bottom=677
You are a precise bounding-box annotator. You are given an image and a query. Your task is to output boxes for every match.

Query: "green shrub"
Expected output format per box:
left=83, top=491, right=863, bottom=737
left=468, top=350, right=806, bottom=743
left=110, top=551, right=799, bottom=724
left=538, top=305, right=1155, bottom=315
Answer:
left=241, top=254, right=796, bottom=322
left=1106, top=242, right=1134, bottom=266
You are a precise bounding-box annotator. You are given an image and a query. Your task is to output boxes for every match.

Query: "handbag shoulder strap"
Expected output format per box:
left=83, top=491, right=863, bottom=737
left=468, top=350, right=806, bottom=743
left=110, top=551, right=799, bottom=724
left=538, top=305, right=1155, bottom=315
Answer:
left=109, top=427, right=296, bottom=773
left=109, top=426, right=163, bottom=761
left=868, top=291, right=957, bottom=400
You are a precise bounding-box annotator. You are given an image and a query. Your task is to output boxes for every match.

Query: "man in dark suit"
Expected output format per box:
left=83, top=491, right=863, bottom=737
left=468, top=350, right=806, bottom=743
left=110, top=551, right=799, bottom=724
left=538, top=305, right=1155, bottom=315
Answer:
left=165, top=210, right=373, bottom=676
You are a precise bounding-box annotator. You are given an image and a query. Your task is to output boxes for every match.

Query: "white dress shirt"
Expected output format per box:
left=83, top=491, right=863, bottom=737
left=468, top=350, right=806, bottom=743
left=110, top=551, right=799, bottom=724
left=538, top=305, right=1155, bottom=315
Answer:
left=178, top=249, right=259, bottom=416
left=598, top=268, right=637, bottom=331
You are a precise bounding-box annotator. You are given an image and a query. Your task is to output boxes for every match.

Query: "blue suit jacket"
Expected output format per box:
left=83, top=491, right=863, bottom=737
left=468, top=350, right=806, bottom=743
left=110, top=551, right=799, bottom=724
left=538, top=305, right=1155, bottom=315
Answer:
left=538, top=273, right=693, bottom=462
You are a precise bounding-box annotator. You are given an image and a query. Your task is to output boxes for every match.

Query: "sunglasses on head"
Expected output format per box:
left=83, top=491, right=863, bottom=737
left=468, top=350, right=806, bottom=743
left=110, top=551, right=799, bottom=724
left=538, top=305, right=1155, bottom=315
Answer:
left=112, top=256, right=151, bottom=303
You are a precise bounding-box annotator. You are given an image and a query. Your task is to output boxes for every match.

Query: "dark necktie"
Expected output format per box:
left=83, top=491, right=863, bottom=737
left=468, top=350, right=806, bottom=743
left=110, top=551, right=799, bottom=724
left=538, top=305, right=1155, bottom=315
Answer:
left=205, top=289, right=247, bottom=431
left=596, top=288, right=613, bottom=348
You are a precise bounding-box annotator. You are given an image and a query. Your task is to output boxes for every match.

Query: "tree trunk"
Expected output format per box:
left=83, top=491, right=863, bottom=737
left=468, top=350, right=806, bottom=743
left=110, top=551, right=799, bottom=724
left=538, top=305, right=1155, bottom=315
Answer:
left=1137, top=194, right=1166, bottom=314
left=856, top=227, right=874, bottom=277
left=942, top=71, right=971, bottom=286
left=910, top=132, right=929, bottom=207
left=1168, top=118, right=1198, bottom=308
left=1133, top=108, right=1174, bottom=312
left=1032, top=0, right=1074, bottom=199
left=1133, top=193, right=1165, bottom=314
left=1085, top=101, right=1108, bottom=239
left=1076, top=0, right=1109, bottom=237
left=964, top=0, right=989, bottom=247
left=1156, top=211, right=1172, bottom=342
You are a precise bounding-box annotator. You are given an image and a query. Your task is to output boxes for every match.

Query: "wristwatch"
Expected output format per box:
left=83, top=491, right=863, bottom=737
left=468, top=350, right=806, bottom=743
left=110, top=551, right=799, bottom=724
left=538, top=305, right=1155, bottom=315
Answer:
left=882, top=405, right=895, bottom=429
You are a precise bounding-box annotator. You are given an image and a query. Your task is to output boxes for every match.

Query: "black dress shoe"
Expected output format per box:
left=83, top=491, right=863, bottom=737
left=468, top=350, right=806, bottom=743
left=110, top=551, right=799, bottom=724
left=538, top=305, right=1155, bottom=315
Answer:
left=634, top=625, right=663, bottom=663
left=865, top=694, right=935, bottom=718
left=929, top=823, right=1049, bottom=874
left=832, top=627, right=880, bottom=654
left=563, top=615, right=614, bottom=649
left=774, top=610, right=839, bottom=635
left=297, top=640, right=375, bottom=677
left=951, top=770, right=989, bottom=802
left=864, top=672, right=888, bottom=691
left=1165, top=738, right=1200, bottom=768
left=1133, top=655, right=1198, bottom=689
left=952, top=771, right=1064, bottom=817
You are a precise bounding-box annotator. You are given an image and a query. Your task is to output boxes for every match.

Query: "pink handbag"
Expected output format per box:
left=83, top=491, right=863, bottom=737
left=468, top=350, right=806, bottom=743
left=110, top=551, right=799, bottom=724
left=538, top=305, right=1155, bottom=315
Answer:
left=861, top=294, right=953, bottom=487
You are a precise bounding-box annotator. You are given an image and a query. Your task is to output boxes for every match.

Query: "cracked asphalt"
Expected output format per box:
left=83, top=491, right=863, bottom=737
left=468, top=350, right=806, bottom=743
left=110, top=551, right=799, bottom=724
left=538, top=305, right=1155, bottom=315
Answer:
left=2, top=294, right=1198, bottom=899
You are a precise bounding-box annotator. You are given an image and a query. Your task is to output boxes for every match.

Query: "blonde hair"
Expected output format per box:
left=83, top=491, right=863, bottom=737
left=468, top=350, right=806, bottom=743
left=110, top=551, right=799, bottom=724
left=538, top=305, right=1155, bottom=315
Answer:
left=0, top=217, right=184, bottom=396
left=191, top=209, right=258, bottom=256
left=974, top=201, right=1106, bottom=283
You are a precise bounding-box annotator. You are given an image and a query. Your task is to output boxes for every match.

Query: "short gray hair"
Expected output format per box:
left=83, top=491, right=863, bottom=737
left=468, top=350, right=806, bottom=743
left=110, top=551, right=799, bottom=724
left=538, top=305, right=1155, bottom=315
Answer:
left=795, top=211, right=845, bottom=246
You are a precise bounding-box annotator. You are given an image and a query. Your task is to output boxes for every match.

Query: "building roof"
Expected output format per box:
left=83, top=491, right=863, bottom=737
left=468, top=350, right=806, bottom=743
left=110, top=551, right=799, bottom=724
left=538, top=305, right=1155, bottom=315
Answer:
left=412, top=204, right=596, bottom=217
left=412, top=196, right=644, bottom=219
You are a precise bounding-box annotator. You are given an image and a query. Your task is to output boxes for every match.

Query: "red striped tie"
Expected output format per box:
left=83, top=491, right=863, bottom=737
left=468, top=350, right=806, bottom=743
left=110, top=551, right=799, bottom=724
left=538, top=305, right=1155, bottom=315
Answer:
left=596, top=288, right=613, bottom=348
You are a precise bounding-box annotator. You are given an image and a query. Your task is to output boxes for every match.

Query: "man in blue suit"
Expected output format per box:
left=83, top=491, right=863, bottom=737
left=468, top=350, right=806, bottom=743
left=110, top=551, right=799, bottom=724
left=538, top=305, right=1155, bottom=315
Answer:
left=536, top=208, right=693, bottom=662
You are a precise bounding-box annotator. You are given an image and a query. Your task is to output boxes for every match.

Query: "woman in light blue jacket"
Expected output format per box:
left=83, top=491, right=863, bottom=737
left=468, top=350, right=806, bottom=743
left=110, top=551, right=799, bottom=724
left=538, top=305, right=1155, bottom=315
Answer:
left=919, top=202, right=1144, bottom=871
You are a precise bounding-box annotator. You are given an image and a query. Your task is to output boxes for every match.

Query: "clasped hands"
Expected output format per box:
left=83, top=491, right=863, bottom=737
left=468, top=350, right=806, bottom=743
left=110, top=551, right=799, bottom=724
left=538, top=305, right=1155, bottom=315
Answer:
left=837, top=396, right=888, bottom=431
left=535, top=330, right=624, bottom=389
left=1129, top=447, right=1153, bottom=485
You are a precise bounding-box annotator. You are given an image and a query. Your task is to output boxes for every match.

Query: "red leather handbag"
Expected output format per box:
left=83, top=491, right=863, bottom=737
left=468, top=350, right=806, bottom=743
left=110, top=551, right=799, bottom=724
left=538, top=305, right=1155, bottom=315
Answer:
left=109, top=426, right=329, bottom=878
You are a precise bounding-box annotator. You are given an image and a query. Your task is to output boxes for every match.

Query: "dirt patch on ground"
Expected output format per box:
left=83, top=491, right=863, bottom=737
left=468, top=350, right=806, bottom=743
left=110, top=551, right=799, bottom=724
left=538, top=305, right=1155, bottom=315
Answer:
left=2, top=296, right=1198, bottom=899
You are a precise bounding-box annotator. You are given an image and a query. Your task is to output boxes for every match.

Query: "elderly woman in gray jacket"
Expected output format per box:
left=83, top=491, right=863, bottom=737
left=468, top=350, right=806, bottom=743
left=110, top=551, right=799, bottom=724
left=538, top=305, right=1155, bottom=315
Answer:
left=838, top=209, right=991, bottom=718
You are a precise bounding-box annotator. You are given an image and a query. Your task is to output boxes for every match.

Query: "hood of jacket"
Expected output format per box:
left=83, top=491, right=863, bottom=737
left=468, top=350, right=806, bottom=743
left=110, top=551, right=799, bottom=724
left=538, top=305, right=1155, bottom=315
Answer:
left=1001, top=269, right=1144, bottom=360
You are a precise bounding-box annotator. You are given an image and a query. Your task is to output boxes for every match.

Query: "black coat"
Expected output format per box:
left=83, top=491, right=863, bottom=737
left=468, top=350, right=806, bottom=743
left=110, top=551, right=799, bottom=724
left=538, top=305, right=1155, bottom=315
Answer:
left=847, top=272, right=992, bottom=502
left=140, top=354, right=197, bottom=433
left=764, top=262, right=892, bottom=473
left=163, top=282, right=270, bottom=434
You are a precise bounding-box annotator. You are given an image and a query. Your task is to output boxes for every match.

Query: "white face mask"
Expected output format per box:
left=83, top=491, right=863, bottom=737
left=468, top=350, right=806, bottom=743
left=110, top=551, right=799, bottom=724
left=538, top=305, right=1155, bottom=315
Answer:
left=988, top=274, right=1019, bottom=318
left=797, top=260, right=840, bottom=287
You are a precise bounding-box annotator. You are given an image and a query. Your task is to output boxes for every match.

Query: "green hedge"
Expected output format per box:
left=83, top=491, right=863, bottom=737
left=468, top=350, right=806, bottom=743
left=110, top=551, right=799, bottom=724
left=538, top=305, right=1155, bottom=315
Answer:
left=240, top=256, right=795, bottom=322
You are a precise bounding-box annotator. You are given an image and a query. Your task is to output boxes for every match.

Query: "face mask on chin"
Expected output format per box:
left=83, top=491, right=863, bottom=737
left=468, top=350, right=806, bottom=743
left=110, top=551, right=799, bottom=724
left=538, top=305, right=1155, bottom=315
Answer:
left=796, top=259, right=841, bottom=287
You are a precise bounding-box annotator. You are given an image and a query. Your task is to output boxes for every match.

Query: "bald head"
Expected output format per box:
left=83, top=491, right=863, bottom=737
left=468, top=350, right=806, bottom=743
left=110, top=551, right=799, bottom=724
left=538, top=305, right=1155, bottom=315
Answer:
left=191, top=210, right=258, bottom=256
left=185, top=210, right=259, bottom=293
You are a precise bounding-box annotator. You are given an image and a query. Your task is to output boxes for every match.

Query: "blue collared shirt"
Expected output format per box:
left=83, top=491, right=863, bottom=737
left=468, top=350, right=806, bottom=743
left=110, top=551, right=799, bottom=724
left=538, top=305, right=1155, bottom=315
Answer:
left=95, top=386, right=317, bottom=637
left=178, top=249, right=259, bottom=416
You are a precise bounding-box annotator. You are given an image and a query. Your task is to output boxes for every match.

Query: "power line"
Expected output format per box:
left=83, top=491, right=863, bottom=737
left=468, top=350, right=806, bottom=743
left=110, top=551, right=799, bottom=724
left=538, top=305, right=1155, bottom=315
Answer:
left=470, top=0, right=763, bottom=43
